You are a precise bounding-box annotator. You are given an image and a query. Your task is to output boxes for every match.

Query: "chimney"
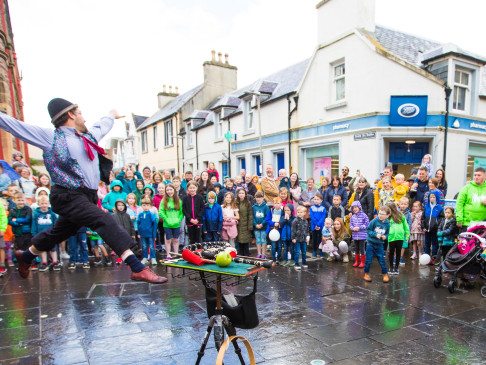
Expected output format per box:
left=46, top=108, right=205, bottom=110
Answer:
left=203, top=50, right=238, bottom=93
left=175, top=86, right=179, bottom=94
left=157, top=84, right=179, bottom=109
left=225, top=53, right=229, bottom=64
left=169, top=85, right=173, bottom=93
left=211, top=50, right=216, bottom=61
left=163, top=84, right=167, bottom=93
left=316, top=0, right=375, bottom=45
left=218, top=52, right=222, bottom=63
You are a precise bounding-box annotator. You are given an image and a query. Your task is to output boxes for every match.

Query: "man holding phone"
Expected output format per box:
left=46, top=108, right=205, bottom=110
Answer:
left=340, top=166, right=352, bottom=187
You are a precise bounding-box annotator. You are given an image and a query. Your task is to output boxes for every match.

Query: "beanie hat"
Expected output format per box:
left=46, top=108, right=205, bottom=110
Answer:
left=143, top=166, right=151, bottom=172
left=48, top=98, right=78, bottom=126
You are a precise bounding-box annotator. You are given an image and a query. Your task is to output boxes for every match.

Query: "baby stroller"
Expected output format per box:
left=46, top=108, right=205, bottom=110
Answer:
left=433, top=223, right=486, bottom=294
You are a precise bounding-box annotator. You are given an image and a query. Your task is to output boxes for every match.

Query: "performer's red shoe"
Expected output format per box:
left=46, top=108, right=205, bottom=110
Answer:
left=15, top=250, right=31, bottom=279
left=131, top=267, right=168, bottom=283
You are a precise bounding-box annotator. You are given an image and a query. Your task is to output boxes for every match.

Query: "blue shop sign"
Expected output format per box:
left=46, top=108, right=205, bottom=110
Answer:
left=390, top=96, right=428, bottom=126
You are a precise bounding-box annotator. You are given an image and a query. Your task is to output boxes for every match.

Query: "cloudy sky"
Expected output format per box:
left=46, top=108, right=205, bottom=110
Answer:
left=8, top=0, right=486, bottom=141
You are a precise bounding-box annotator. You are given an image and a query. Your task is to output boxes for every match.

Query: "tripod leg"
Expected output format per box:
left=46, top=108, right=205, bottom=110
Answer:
left=195, top=316, right=216, bottom=365
left=213, top=313, right=224, bottom=351
left=223, top=316, right=246, bottom=365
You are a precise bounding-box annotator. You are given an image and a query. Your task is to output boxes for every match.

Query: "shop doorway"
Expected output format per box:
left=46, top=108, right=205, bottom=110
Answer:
left=388, top=141, right=429, bottom=177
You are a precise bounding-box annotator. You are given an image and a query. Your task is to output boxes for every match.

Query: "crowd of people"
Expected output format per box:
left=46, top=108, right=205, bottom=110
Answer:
left=1, top=150, right=486, bottom=283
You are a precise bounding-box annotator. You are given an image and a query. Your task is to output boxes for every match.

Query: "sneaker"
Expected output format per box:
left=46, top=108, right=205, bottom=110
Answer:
left=388, top=267, right=395, bottom=275
left=395, top=268, right=400, bottom=275
left=116, top=258, right=122, bottom=265
left=399, top=258, right=405, bottom=266
left=60, top=252, right=70, bottom=260
left=302, top=264, right=308, bottom=269
left=281, top=261, right=288, bottom=266
left=151, top=258, right=157, bottom=266
left=141, top=258, right=148, bottom=265
left=8, top=261, right=15, bottom=267
left=410, top=253, right=417, bottom=259
left=82, top=262, right=90, bottom=269
left=165, top=256, right=172, bottom=261
left=111, top=251, right=116, bottom=256
left=30, top=264, right=38, bottom=271
left=288, top=260, right=295, bottom=267
left=104, top=256, right=112, bottom=265
left=295, top=265, right=301, bottom=270
left=38, top=263, right=49, bottom=272
left=327, top=256, right=334, bottom=262
left=52, top=262, right=62, bottom=271
left=0, top=266, right=6, bottom=276
left=94, top=257, right=103, bottom=266
left=68, top=263, right=76, bottom=270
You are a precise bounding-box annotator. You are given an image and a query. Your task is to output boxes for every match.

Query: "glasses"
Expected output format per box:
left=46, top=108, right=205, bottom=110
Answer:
left=378, top=212, right=388, bottom=216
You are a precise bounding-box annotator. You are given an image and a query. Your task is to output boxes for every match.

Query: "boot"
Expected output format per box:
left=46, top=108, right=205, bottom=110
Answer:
left=364, top=273, right=372, bottom=282
left=383, top=273, right=390, bottom=283
left=358, top=255, right=366, bottom=268
left=353, top=254, right=360, bottom=267
left=343, top=254, right=349, bottom=263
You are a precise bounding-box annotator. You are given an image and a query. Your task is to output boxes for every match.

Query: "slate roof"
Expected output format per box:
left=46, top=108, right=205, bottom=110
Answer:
left=184, top=110, right=210, bottom=121
left=421, top=43, right=486, bottom=64
left=137, top=84, right=204, bottom=130
left=132, top=114, right=148, bottom=129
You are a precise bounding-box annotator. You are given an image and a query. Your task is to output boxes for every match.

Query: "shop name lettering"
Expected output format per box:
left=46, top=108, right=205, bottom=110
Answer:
left=333, top=123, right=349, bottom=131
left=470, top=122, right=486, bottom=131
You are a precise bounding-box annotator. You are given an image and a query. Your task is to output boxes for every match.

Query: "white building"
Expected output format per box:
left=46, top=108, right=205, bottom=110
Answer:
left=182, top=0, right=486, bottom=198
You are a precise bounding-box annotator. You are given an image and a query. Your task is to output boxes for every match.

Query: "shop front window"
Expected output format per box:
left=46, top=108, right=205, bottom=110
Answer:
left=467, top=142, right=486, bottom=181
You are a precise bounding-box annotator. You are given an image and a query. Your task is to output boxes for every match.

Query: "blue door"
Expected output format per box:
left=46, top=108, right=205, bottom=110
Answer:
left=221, top=162, right=228, bottom=179
left=276, top=153, right=285, bottom=172
left=241, top=158, right=246, bottom=171
left=254, top=155, right=261, bottom=176
left=389, top=142, right=429, bottom=164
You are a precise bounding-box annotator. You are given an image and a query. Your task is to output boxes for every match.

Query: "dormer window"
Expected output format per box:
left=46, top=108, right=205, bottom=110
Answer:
left=214, top=111, right=223, bottom=139
left=332, top=61, right=345, bottom=102
left=244, top=98, right=255, bottom=131
left=186, top=123, right=193, bottom=147
left=453, top=68, right=471, bottom=112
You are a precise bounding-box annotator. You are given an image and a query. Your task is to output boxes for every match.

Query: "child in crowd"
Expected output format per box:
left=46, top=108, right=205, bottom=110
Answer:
left=202, top=191, right=223, bottom=242
left=252, top=191, right=269, bottom=259
left=393, top=174, right=409, bottom=202
left=0, top=200, right=7, bottom=275
left=36, top=173, right=51, bottom=190
left=409, top=200, right=424, bottom=259
left=422, top=191, right=444, bottom=262
left=102, top=180, right=127, bottom=212
left=349, top=201, right=370, bottom=268
left=132, top=179, right=145, bottom=205
left=437, top=207, right=457, bottom=262
left=379, top=176, right=394, bottom=209
left=182, top=181, right=205, bottom=245
left=4, top=183, right=19, bottom=210
left=279, top=203, right=295, bottom=266
left=137, top=196, right=158, bottom=265
left=279, top=187, right=292, bottom=209
left=30, top=187, right=50, bottom=210
left=9, top=192, right=33, bottom=255
left=364, top=206, right=391, bottom=283
left=386, top=202, right=410, bottom=275
left=328, top=195, right=345, bottom=221
left=153, top=183, right=165, bottom=251
left=207, top=162, right=220, bottom=182
left=398, top=197, right=412, bottom=266
left=87, top=228, right=111, bottom=266
left=153, top=183, right=165, bottom=210
left=265, top=197, right=282, bottom=263
left=221, top=192, right=239, bottom=247
left=321, top=217, right=335, bottom=261
left=292, top=206, right=309, bottom=270
left=278, top=169, right=290, bottom=190
left=31, top=196, right=61, bottom=271
left=236, top=188, right=253, bottom=257
left=159, top=184, right=184, bottom=259
left=233, top=175, right=245, bottom=191
left=172, top=176, right=187, bottom=246
left=68, top=226, right=90, bottom=270
left=421, top=154, right=433, bottom=179
left=126, top=193, right=139, bottom=237
left=1, top=199, right=13, bottom=267
left=310, top=193, right=326, bottom=259
left=331, top=217, right=351, bottom=262
left=423, top=178, right=445, bottom=207
left=113, top=199, right=136, bottom=244
left=152, top=171, right=163, bottom=191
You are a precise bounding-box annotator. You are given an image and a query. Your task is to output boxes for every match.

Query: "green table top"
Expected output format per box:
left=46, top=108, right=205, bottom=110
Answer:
left=161, top=259, right=265, bottom=277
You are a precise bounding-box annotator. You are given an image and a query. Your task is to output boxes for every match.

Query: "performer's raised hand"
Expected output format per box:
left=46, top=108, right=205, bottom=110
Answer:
left=109, top=109, right=125, bottom=119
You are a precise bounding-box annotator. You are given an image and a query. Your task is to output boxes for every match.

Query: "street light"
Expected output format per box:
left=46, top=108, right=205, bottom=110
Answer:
left=443, top=85, right=452, bottom=171
left=242, top=90, right=262, bottom=175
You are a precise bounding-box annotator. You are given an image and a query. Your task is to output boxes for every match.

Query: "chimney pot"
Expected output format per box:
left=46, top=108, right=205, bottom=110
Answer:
left=211, top=50, right=216, bottom=61
left=175, top=86, right=179, bottom=94
left=169, top=85, right=173, bottom=93
left=224, top=53, right=229, bottom=64
left=218, top=52, right=222, bottom=63
left=163, top=84, right=166, bottom=92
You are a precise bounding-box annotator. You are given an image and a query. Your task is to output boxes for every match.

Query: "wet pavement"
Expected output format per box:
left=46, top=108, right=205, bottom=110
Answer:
left=1, top=253, right=486, bottom=364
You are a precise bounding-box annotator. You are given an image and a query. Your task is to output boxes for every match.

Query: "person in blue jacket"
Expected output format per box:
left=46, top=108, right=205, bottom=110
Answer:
left=116, top=165, right=143, bottom=194
left=252, top=191, right=269, bottom=259
left=364, top=205, right=391, bottom=283
left=310, top=193, right=326, bottom=258
left=279, top=203, right=295, bottom=266
left=202, top=191, right=223, bottom=242
left=324, top=176, right=348, bottom=210
left=101, top=180, right=127, bottom=212
left=265, top=197, right=283, bottom=263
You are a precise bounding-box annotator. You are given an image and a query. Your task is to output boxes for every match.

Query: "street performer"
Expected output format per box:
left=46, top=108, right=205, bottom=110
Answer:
left=0, top=98, right=167, bottom=283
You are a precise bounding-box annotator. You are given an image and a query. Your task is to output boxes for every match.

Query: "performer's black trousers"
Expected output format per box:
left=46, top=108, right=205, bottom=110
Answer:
left=31, top=186, right=132, bottom=256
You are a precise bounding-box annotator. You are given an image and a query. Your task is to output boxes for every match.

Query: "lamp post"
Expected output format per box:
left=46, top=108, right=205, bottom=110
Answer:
left=242, top=90, right=262, bottom=175
left=443, top=85, right=452, bottom=171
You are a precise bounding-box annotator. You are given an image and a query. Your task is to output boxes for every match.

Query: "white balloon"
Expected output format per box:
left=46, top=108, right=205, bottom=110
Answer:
left=338, top=241, right=348, bottom=253
left=269, top=228, right=280, bottom=242
left=419, top=254, right=431, bottom=265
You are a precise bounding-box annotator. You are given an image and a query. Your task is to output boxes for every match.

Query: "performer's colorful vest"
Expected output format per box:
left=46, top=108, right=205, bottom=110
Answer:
left=43, top=128, right=96, bottom=189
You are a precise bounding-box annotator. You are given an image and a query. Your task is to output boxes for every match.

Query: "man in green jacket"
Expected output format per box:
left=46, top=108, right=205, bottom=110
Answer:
left=456, top=167, right=486, bottom=229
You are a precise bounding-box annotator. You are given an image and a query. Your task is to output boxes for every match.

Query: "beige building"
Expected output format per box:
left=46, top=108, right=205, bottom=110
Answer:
left=136, top=51, right=237, bottom=175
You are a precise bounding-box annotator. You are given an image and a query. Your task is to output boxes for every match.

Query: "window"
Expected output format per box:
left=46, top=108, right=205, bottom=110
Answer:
left=164, top=119, right=173, bottom=147
left=252, top=154, right=261, bottom=176
left=332, top=62, right=345, bottom=102
left=152, top=126, right=157, bottom=150
left=453, top=68, right=471, bottom=112
left=238, top=157, right=246, bottom=171
left=244, top=99, right=255, bottom=131
left=214, top=112, right=223, bottom=139
left=186, top=123, right=193, bottom=147
left=141, top=130, right=148, bottom=153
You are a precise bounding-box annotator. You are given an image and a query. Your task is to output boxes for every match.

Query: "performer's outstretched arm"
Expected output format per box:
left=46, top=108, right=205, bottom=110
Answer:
left=0, top=112, right=53, bottom=151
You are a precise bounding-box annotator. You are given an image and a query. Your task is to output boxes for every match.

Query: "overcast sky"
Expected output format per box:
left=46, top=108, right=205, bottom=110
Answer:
left=8, top=0, right=486, bottom=142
